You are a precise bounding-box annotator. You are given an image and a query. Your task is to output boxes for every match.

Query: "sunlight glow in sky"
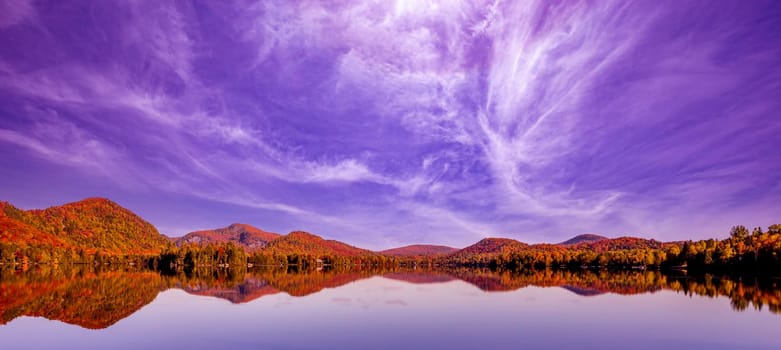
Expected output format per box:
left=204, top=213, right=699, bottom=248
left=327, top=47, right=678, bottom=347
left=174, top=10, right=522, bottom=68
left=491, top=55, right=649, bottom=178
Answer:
left=1, top=1, right=779, bottom=249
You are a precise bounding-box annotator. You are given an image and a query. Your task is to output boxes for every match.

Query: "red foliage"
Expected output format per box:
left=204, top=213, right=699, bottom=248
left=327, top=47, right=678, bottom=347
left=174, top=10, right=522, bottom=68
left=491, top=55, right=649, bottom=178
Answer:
left=265, top=231, right=376, bottom=257
left=380, top=244, right=459, bottom=257
left=177, top=223, right=281, bottom=251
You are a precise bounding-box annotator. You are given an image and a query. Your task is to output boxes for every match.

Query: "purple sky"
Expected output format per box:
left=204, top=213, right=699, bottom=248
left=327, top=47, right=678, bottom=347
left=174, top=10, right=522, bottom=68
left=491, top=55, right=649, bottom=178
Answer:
left=1, top=1, right=780, bottom=249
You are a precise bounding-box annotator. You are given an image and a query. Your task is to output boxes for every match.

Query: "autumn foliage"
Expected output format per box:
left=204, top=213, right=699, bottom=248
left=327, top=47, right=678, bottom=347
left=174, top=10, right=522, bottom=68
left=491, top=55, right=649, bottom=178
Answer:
left=2, top=266, right=780, bottom=330
left=0, top=198, right=169, bottom=262
left=1, top=198, right=780, bottom=275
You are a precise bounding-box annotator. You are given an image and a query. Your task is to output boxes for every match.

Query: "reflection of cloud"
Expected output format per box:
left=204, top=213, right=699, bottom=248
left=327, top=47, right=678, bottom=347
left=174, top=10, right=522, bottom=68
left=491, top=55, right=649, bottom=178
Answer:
left=385, top=299, right=408, bottom=307
left=331, top=297, right=352, bottom=306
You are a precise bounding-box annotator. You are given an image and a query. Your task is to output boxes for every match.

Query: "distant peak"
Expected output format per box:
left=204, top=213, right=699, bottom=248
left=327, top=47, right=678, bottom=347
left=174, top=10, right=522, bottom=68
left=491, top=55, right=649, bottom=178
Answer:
left=456, top=237, right=528, bottom=255
left=380, top=244, right=459, bottom=257
left=476, top=237, right=524, bottom=245
left=559, top=234, right=609, bottom=246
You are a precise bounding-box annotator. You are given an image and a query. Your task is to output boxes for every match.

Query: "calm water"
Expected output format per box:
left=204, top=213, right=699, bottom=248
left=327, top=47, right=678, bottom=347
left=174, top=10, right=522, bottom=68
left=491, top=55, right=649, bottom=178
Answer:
left=1, top=267, right=780, bottom=350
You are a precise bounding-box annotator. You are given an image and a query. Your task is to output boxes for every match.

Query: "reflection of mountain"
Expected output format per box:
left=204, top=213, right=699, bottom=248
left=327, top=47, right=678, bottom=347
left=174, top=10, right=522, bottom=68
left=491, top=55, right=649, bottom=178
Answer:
left=382, top=272, right=456, bottom=284
left=446, top=268, right=666, bottom=295
left=170, top=269, right=377, bottom=302
left=448, top=269, right=530, bottom=291
left=180, top=278, right=281, bottom=304
left=260, top=270, right=373, bottom=296
left=1, top=267, right=779, bottom=330
left=559, top=285, right=607, bottom=297
left=0, top=269, right=162, bottom=329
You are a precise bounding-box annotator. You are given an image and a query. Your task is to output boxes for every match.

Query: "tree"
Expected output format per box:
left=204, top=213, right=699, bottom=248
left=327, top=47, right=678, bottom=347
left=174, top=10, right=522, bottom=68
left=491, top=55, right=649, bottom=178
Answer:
left=730, top=225, right=749, bottom=241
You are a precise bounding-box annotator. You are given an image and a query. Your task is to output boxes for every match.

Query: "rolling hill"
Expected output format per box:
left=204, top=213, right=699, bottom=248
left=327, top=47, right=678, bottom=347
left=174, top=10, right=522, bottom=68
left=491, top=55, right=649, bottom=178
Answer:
left=559, top=234, right=608, bottom=246
left=264, top=231, right=376, bottom=257
left=445, top=238, right=531, bottom=263
left=454, top=238, right=529, bottom=256
left=380, top=244, right=459, bottom=257
left=571, top=236, right=664, bottom=252
left=0, top=197, right=678, bottom=264
left=0, top=198, right=169, bottom=254
left=177, top=223, right=280, bottom=250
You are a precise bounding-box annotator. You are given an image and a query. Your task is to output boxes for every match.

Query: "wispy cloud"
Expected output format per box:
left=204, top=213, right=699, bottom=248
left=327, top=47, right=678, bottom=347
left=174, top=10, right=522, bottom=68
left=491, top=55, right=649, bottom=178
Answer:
left=0, top=0, right=779, bottom=246
left=0, top=0, right=36, bottom=28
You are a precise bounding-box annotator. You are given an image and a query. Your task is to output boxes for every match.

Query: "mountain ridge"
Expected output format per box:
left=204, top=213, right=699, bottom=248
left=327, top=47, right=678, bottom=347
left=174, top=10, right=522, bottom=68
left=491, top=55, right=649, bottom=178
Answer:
left=264, top=231, right=377, bottom=257
left=177, top=223, right=280, bottom=251
left=1, top=197, right=670, bottom=259
left=380, top=244, right=459, bottom=257
left=1, top=197, right=169, bottom=254
left=558, top=234, right=609, bottom=246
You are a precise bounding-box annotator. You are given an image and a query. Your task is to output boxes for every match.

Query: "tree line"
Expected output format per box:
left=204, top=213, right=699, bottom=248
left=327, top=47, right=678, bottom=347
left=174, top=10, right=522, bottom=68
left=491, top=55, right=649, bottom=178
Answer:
left=440, top=224, right=781, bottom=272
left=2, top=224, right=780, bottom=274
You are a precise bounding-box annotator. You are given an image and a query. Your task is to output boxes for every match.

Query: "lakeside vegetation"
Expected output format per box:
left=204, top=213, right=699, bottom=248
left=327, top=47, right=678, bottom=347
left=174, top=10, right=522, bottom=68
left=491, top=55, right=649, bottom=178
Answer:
left=9, top=224, right=780, bottom=275
left=2, top=198, right=780, bottom=275
left=437, top=224, right=781, bottom=273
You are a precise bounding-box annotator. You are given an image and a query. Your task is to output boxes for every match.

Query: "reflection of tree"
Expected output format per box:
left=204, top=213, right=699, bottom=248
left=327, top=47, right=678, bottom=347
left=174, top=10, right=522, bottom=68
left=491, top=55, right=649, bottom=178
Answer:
left=1, top=267, right=779, bottom=330
left=666, top=274, right=781, bottom=314
left=164, top=266, right=383, bottom=302
left=162, top=268, right=281, bottom=304
left=438, top=268, right=781, bottom=314
left=0, top=266, right=162, bottom=329
left=255, top=268, right=375, bottom=297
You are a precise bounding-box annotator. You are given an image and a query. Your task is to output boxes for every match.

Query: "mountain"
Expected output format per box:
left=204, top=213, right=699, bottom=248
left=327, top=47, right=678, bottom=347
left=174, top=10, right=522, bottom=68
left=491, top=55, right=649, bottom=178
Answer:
left=1, top=202, right=64, bottom=247
left=0, top=198, right=169, bottom=254
left=452, top=237, right=529, bottom=256
left=0, top=197, right=670, bottom=263
left=177, top=223, right=280, bottom=250
left=380, top=244, right=459, bottom=257
left=572, top=236, right=664, bottom=252
left=559, top=234, right=608, bottom=246
left=264, top=231, right=376, bottom=257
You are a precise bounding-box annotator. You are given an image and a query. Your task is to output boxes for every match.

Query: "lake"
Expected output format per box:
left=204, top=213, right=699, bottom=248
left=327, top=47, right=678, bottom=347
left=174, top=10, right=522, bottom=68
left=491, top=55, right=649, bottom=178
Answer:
left=1, top=267, right=780, bottom=350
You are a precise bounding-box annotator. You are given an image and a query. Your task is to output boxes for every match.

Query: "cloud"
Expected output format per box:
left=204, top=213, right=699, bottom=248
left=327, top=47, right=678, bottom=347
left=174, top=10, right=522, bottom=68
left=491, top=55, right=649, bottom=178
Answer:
left=0, top=0, right=36, bottom=28
left=0, top=0, right=779, bottom=246
left=0, top=110, right=118, bottom=171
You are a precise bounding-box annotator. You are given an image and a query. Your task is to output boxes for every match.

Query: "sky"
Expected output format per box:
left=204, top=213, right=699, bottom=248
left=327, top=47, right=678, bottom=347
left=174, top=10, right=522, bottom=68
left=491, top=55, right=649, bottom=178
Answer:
left=0, top=0, right=780, bottom=249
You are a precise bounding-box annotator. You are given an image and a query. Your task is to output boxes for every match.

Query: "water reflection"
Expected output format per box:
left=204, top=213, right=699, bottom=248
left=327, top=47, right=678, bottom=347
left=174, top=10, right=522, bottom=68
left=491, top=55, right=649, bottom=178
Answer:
left=0, top=267, right=161, bottom=329
left=1, top=266, right=779, bottom=330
